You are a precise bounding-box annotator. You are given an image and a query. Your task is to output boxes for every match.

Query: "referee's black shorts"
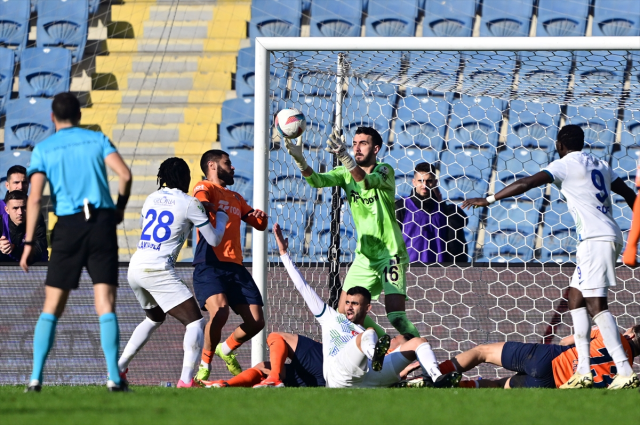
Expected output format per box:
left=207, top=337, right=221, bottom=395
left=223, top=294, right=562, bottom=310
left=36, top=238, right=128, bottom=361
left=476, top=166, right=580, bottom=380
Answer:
left=46, top=209, right=119, bottom=289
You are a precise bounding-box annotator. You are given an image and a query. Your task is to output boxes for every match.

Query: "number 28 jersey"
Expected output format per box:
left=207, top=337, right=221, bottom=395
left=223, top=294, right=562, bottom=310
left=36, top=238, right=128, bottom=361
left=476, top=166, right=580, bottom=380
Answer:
left=129, top=188, right=210, bottom=270
left=542, top=152, right=622, bottom=244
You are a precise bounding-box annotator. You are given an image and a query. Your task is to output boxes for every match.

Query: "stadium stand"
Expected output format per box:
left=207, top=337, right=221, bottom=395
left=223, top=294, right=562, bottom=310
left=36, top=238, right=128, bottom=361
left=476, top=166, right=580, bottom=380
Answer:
left=4, top=98, right=54, bottom=150
left=423, top=0, right=476, bottom=37
left=36, top=0, right=89, bottom=64
left=308, top=203, right=357, bottom=262
left=19, top=47, right=72, bottom=98
left=0, top=48, right=14, bottom=115
left=249, top=0, right=301, bottom=39
left=310, top=0, right=362, bottom=37
left=535, top=0, right=589, bottom=37
left=592, top=0, right=640, bottom=37
left=0, top=0, right=30, bottom=61
left=221, top=98, right=256, bottom=150
left=480, top=0, right=534, bottom=37
left=364, top=0, right=418, bottom=37
left=564, top=106, right=618, bottom=161
left=516, top=51, right=573, bottom=104
left=506, top=101, right=561, bottom=156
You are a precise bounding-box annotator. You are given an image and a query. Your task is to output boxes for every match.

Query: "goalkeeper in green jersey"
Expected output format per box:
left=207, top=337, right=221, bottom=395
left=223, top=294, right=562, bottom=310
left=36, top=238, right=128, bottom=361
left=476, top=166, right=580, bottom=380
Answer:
left=284, top=126, right=419, bottom=338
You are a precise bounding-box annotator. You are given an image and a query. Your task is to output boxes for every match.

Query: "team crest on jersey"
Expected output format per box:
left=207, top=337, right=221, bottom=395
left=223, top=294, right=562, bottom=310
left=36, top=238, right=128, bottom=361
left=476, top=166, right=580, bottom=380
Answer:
left=154, top=196, right=175, bottom=206
left=378, top=165, right=389, bottom=181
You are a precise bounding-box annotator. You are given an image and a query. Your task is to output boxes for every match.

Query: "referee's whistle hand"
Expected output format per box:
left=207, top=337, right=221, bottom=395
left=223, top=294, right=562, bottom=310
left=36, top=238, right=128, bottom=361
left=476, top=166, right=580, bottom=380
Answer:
left=20, top=245, right=31, bottom=273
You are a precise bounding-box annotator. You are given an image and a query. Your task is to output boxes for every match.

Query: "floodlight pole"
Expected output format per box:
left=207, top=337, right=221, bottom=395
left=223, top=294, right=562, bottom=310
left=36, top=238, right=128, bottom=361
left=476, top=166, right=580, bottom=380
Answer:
left=251, top=36, right=639, bottom=365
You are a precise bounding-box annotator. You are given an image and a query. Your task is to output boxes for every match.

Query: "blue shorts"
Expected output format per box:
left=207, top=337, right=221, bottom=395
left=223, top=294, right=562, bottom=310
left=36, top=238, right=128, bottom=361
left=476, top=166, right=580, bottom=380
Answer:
left=283, top=335, right=325, bottom=387
left=193, top=262, right=263, bottom=312
left=501, top=342, right=571, bottom=388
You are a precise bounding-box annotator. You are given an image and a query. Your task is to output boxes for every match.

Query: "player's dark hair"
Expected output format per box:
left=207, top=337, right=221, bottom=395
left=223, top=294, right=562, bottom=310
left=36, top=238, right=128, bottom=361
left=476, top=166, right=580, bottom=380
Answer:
left=157, top=157, right=191, bottom=192
left=6, top=165, right=26, bottom=179
left=414, top=162, right=436, bottom=175
left=4, top=190, right=27, bottom=203
left=401, top=333, right=416, bottom=342
left=52, top=92, right=81, bottom=124
left=557, top=124, right=585, bottom=151
left=346, top=286, right=372, bottom=305
left=355, top=126, right=383, bottom=148
left=200, top=149, right=228, bottom=175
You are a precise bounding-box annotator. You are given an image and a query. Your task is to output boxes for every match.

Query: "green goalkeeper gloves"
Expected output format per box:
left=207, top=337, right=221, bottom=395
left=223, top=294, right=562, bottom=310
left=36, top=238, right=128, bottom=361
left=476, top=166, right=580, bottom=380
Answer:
left=325, top=129, right=357, bottom=171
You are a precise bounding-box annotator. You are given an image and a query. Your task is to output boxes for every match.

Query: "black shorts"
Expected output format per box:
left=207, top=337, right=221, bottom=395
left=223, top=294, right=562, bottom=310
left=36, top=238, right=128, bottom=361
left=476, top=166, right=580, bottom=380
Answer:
left=46, top=209, right=119, bottom=290
left=283, top=335, right=325, bottom=387
left=193, top=261, right=263, bottom=312
left=501, top=342, right=570, bottom=388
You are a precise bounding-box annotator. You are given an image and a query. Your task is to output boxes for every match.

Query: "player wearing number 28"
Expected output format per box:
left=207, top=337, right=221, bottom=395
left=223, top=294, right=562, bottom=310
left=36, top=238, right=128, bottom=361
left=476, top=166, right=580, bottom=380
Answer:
left=285, top=126, right=417, bottom=338
left=120, top=158, right=229, bottom=388
left=463, top=125, right=639, bottom=390
left=192, top=150, right=268, bottom=382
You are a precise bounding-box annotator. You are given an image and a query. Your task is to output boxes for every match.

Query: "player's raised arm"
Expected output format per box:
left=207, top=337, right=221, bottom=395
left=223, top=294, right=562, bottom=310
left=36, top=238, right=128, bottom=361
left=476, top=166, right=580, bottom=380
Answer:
left=274, top=223, right=326, bottom=316
left=284, top=137, right=345, bottom=188
left=461, top=171, right=552, bottom=210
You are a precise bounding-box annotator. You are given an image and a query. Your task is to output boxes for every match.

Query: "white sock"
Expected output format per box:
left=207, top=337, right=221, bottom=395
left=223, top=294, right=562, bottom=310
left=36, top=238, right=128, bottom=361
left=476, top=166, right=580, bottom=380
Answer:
left=221, top=341, right=233, bottom=356
left=181, top=318, right=205, bottom=383
left=360, top=329, right=378, bottom=360
left=416, top=342, right=442, bottom=380
left=593, top=310, right=634, bottom=377
left=570, top=307, right=592, bottom=375
left=118, top=317, right=163, bottom=372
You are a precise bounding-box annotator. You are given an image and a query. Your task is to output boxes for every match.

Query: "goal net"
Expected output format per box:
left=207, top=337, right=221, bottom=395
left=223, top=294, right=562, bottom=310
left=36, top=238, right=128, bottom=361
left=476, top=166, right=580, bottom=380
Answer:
left=253, top=37, right=640, bottom=377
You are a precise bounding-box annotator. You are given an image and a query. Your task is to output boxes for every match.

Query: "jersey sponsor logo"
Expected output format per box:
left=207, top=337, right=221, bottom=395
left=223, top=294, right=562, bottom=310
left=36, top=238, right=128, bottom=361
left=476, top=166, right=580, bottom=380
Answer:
left=138, top=240, right=162, bottom=251
left=153, top=196, right=176, bottom=206
left=349, top=190, right=379, bottom=205
left=194, top=185, right=206, bottom=192
left=218, top=199, right=241, bottom=216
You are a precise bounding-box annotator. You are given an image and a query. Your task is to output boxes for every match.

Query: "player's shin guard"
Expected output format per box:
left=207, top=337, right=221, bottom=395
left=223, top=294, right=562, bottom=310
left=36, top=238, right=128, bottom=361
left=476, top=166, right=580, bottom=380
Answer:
left=99, top=313, right=121, bottom=386
left=118, top=317, right=163, bottom=372
left=415, top=342, right=442, bottom=381
left=182, top=318, right=205, bottom=384
left=363, top=315, right=386, bottom=338
left=593, top=310, right=634, bottom=377
left=387, top=311, right=419, bottom=338
left=31, top=313, right=58, bottom=383
left=570, top=307, right=592, bottom=375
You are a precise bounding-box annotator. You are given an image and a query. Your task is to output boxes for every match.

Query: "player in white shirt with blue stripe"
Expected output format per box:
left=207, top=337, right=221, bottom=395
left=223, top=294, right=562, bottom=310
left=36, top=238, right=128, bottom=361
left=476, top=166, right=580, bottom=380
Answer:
left=118, top=158, right=229, bottom=388
left=463, top=125, right=639, bottom=390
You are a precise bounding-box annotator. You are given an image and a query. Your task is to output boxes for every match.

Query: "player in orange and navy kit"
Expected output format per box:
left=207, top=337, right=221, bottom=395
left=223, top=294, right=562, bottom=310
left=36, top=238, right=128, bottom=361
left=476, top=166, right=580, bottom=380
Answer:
left=436, top=325, right=640, bottom=389
left=191, top=149, right=268, bottom=382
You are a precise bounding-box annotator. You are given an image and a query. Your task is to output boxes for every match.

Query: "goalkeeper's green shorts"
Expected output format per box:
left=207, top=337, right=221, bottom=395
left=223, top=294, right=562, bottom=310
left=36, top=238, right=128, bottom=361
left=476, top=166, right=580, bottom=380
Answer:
left=342, top=255, right=407, bottom=300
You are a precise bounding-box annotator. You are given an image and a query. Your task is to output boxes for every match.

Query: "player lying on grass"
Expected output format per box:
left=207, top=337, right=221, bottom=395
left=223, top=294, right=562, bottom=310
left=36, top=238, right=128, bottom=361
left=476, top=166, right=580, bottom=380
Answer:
left=435, top=324, right=640, bottom=389
left=462, top=125, right=639, bottom=390
left=284, top=126, right=417, bottom=338
left=201, top=332, right=418, bottom=388
left=117, top=158, right=230, bottom=388
left=252, top=223, right=458, bottom=388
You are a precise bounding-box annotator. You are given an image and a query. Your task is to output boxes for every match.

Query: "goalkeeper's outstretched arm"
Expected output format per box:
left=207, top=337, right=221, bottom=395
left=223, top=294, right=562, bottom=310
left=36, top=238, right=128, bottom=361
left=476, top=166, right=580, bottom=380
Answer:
left=283, top=137, right=345, bottom=189
left=273, top=223, right=326, bottom=316
left=461, top=172, right=552, bottom=210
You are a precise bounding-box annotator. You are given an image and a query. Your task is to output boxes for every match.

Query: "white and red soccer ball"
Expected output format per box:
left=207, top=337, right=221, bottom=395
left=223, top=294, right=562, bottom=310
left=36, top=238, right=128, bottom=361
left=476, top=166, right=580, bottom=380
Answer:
left=275, top=108, right=306, bottom=139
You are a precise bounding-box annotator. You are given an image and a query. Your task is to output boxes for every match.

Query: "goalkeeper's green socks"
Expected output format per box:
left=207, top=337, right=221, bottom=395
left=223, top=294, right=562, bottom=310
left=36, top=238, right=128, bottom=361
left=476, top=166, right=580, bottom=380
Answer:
left=363, top=315, right=386, bottom=338
left=387, top=311, right=420, bottom=338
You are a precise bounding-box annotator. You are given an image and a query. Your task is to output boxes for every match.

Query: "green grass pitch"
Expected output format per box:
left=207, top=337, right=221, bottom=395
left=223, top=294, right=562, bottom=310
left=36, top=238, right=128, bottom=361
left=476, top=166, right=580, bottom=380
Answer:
left=1, top=385, right=638, bottom=425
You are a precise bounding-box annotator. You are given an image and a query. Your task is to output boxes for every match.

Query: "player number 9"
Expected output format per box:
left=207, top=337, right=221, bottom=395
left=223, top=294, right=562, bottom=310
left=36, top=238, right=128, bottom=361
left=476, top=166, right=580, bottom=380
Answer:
left=590, top=170, right=608, bottom=203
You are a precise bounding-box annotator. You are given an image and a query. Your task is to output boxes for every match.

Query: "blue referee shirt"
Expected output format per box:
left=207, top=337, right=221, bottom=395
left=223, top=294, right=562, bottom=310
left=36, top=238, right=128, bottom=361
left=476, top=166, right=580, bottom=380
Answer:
left=27, top=127, right=117, bottom=217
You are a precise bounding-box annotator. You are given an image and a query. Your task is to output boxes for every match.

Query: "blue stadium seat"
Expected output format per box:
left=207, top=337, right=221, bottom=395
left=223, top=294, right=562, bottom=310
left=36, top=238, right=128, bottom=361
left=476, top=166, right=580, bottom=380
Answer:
left=310, top=0, right=362, bottom=37
left=480, top=0, right=534, bottom=37
left=481, top=219, right=535, bottom=263
left=268, top=200, right=310, bottom=261
left=308, top=203, right=358, bottom=262
left=0, top=47, right=15, bottom=115
left=19, top=47, right=72, bottom=98
left=404, top=51, right=460, bottom=93
left=423, top=0, right=476, bottom=37
left=540, top=198, right=577, bottom=263
left=342, top=94, right=394, bottom=153
left=220, top=98, right=254, bottom=150
left=4, top=98, right=54, bottom=150
left=344, top=51, right=405, bottom=86
left=611, top=146, right=637, bottom=190
left=89, top=0, right=100, bottom=14
left=506, top=101, right=561, bottom=155
left=280, top=97, right=334, bottom=149
left=536, top=0, right=589, bottom=37
left=225, top=149, right=254, bottom=203
left=612, top=194, right=633, bottom=233
left=0, top=150, right=32, bottom=200
left=37, top=0, right=88, bottom=64
left=572, top=51, right=626, bottom=109
left=250, top=0, right=302, bottom=38
left=393, top=90, right=450, bottom=151
left=462, top=51, right=516, bottom=98
left=269, top=149, right=317, bottom=202
left=564, top=106, right=617, bottom=161
left=364, top=0, right=419, bottom=37
left=621, top=110, right=640, bottom=147
left=0, top=0, right=30, bottom=61
left=516, top=51, right=573, bottom=104
left=235, top=47, right=287, bottom=98
left=31, top=0, right=37, bottom=12
left=592, top=0, right=640, bottom=37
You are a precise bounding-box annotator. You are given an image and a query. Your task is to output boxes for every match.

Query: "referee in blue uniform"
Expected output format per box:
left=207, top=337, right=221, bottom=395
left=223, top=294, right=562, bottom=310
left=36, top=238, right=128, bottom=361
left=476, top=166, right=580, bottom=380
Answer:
left=20, top=93, right=132, bottom=392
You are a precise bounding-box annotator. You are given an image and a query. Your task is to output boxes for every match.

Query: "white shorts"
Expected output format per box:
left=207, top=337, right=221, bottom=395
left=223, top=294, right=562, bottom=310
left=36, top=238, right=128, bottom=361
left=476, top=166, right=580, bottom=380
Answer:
left=324, top=337, right=368, bottom=388
left=569, top=240, right=621, bottom=295
left=128, top=267, right=193, bottom=312
left=359, top=351, right=412, bottom=388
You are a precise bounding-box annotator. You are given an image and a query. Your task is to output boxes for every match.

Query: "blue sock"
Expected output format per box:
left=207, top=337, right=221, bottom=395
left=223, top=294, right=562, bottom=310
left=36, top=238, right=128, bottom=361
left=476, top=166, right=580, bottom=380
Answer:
left=99, top=312, right=121, bottom=385
left=31, top=313, right=58, bottom=383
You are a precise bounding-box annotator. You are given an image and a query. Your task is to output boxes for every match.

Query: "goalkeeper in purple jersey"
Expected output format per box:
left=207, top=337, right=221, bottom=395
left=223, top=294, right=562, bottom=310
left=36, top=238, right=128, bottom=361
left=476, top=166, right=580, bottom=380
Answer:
left=284, top=126, right=417, bottom=338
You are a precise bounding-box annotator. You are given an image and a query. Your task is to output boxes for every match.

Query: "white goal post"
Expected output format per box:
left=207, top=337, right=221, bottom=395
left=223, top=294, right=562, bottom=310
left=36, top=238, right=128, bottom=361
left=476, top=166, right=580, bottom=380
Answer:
left=250, top=37, right=640, bottom=366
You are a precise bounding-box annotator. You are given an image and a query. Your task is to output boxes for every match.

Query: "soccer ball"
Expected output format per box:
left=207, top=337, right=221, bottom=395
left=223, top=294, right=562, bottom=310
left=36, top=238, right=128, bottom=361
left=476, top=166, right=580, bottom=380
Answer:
left=275, top=108, right=306, bottom=139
